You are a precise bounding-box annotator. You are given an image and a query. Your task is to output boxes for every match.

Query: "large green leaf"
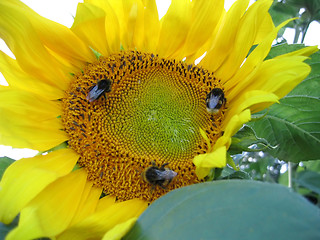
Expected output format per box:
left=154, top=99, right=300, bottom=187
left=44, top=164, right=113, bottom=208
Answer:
left=124, top=181, right=320, bottom=240
left=248, top=45, right=320, bottom=163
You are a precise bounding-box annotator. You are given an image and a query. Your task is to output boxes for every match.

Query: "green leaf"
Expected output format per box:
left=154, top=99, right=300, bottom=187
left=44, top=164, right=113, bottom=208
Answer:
left=124, top=181, right=320, bottom=240
left=265, top=44, right=306, bottom=59
left=220, top=167, right=251, bottom=180
left=288, top=0, right=320, bottom=21
left=269, top=1, right=299, bottom=27
left=248, top=45, right=320, bottom=162
left=0, top=157, right=15, bottom=180
left=303, top=160, right=320, bottom=172
left=294, top=170, right=320, bottom=194
left=229, top=125, right=271, bottom=155
left=279, top=169, right=289, bottom=186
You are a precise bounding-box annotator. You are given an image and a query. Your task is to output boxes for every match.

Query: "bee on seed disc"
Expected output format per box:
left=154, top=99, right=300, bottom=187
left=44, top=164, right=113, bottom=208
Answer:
left=142, top=161, right=177, bottom=189
left=86, top=78, right=112, bottom=102
left=206, top=88, right=226, bottom=114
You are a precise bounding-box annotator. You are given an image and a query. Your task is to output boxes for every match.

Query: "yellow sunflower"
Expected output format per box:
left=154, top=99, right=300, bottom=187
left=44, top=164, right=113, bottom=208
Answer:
left=0, top=0, right=317, bottom=239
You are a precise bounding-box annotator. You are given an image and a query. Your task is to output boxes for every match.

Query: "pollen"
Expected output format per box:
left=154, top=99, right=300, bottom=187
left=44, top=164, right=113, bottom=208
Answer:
left=62, top=51, right=226, bottom=202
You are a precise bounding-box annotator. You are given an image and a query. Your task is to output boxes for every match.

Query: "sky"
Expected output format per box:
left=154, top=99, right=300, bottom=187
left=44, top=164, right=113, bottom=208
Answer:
left=0, top=0, right=319, bottom=160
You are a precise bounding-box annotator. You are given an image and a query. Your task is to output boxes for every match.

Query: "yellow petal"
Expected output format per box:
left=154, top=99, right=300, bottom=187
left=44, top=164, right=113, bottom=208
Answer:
left=0, top=118, right=68, bottom=152
left=6, top=169, right=88, bottom=240
left=102, top=217, right=137, bottom=240
left=124, top=0, right=145, bottom=50
left=95, top=195, right=116, bottom=212
left=215, top=0, right=273, bottom=80
left=0, top=88, right=61, bottom=121
left=101, top=0, right=144, bottom=50
left=104, top=4, right=121, bottom=54
left=185, top=9, right=226, bottom=64
left=224, top=91, right=278, bottom=127
left=0, top=3, right=70, bottom=91
left=7, top=0, right=95, bottom=67
left=224, top=18, right=293, bottom=90
left=218, top=109, right=252, bottom=148
left=156, top=0, right=191, bottom=58
left=200, top=110, right=252, bottom=179
left=142, top=0, right=160, bottom=52
left=105, top=0, right=125, bottom=47
left=200, top=0, right=250, bottom=71
left=253, top=12, right=275, bottom=45
left=30, top=15, right=95, bottom=68
left=0, top=51, right=64, bottom=99
left=180, top=0, right=224, bottom=58
left=229, top=56, right=311, bottom=106
left=84, top=0, right=121, bottom=54
left=255, top=58, right=311, bottom=100
left=57, top=198, right=147, bottom=240
left=0, top=90, right=68, bottom=150
left=0, top=149, right=79, bottom=224
left=71, top=3, right=110, bottom=56
left=199, top=127, right=212, bottom=151
left=68, top=185, right=102, bottom=227
left=193, top=146, right=227, bottom=179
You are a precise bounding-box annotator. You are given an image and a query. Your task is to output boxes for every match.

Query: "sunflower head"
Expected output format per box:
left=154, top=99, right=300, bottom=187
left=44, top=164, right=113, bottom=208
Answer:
left=61, top=50, right=226, bottom=201
left=0, top=0, right=317, bottom=239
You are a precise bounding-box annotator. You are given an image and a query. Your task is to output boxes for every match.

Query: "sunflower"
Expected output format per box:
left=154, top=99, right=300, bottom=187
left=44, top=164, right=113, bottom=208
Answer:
left=0, top=0, right=317, bottom=239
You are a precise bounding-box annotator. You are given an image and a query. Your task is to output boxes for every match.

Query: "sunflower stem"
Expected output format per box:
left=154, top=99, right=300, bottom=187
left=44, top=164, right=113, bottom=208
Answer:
left=293, top=26, right=301, bottom=44
left=288, top=162, right=292, bottom=188
left=300, top=20, right=311, bottom=44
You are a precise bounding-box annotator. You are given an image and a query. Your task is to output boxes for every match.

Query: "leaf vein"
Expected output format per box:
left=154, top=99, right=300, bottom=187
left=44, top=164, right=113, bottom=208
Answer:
left=264, top=115, right=320, bottom=144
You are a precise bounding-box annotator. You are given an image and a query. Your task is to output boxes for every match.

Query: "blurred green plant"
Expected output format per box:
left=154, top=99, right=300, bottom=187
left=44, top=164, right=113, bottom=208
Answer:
left=269, top=0, right=320, bottom=43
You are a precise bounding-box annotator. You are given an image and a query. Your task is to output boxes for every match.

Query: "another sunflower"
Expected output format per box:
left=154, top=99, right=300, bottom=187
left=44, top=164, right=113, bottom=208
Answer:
left=0, top=0, right=317, bottom=239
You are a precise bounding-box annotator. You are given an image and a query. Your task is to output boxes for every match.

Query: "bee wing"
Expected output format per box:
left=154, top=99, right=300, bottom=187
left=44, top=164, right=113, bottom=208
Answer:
left=154, top=169, right=177, bottom=180
left=207, top=95, right=219, bottom=109
left=86, top=85, right=105, bottom=102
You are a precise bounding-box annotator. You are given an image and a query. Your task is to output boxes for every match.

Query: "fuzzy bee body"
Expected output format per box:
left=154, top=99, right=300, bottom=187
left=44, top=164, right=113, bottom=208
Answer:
left=142, top=162, right=177, bottom=189
left=86, top=78, right=112, bottom=102
left=206, top=88, right=226, bottom=114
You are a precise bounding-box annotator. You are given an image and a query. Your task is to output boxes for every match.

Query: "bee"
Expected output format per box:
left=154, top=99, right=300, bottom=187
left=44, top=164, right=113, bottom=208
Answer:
left=206, top=88, right=226, bottom=114
left=142, top=162, right=177, bottom=189
left=86, top=78, right=112, bottom=102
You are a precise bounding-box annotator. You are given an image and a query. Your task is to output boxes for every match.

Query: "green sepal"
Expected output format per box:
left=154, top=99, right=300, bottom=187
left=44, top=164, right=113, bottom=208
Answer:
left=90, top=47, right=102, bottom=59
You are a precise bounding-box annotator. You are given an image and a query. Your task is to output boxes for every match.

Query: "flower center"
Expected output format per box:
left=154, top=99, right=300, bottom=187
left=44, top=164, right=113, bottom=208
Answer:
left=119, top=69, right=204, bottom=160
left=62, top=51, right=225, bottom=201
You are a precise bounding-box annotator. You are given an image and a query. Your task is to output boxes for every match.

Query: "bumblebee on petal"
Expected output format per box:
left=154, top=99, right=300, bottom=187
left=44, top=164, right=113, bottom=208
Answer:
left=142, top=162, right=177, bottom=189
left=206, top=88, right=226, bottom=114
left=86, top=78, right=112, bottom=102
